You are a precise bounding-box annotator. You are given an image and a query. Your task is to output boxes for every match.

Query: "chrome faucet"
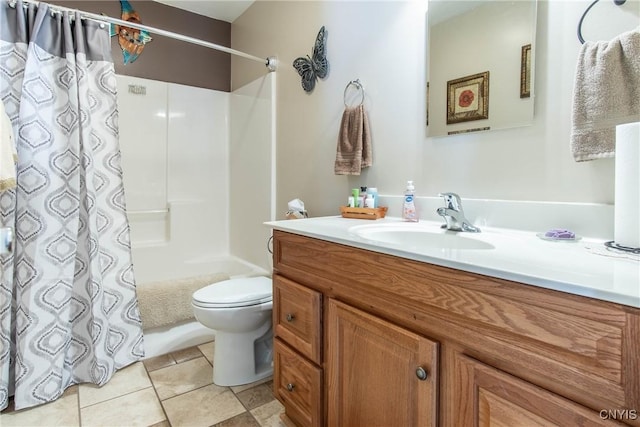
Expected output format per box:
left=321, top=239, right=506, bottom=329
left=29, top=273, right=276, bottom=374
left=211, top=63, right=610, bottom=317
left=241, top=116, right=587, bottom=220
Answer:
left=436, top=193, right=480, bottom=232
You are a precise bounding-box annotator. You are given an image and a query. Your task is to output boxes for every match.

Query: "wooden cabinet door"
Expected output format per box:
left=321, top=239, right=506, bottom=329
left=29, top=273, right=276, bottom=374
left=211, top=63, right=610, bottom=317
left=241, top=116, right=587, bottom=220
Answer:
left=452, top=353, right=629, bottom=427
left=326, top=299, right=438, bottom=427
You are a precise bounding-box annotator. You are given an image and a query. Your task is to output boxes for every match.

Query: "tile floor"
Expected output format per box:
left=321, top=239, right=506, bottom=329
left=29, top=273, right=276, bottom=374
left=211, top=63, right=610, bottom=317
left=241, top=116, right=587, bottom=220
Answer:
left=1, top=341, right=285, bottom=427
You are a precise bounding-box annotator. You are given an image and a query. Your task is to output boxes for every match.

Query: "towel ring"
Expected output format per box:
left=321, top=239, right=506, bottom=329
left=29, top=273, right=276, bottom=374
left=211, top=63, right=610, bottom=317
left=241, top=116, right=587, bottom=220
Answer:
left=344, top=79, right=365, bottom=108
left=577, top=0, right=626, bottom=44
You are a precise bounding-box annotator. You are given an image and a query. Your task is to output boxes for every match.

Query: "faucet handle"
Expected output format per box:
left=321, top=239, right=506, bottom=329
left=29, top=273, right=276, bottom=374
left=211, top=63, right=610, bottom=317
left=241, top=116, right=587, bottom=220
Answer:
left=438, top=192, right=462, bottom=210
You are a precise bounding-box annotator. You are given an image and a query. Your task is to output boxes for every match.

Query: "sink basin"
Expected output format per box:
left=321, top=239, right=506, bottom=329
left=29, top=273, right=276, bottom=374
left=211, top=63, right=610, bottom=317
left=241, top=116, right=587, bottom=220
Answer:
left=349, top=223, right=495, bottom=251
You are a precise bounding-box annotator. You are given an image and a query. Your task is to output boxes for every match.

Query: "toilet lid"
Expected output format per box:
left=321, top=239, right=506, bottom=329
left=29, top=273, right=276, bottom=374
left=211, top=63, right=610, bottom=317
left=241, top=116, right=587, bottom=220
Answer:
left=192, top=276, right=272, bottom=308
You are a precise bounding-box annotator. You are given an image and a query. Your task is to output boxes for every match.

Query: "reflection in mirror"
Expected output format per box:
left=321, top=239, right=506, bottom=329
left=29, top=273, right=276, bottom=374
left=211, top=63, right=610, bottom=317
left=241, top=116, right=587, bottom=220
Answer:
left=427, top=0, right=537, bottom=137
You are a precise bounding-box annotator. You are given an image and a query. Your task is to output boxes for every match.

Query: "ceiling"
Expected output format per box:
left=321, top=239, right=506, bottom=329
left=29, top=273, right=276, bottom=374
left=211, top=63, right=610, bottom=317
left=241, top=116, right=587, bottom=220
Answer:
left=153, top=0, right=254, bottom=22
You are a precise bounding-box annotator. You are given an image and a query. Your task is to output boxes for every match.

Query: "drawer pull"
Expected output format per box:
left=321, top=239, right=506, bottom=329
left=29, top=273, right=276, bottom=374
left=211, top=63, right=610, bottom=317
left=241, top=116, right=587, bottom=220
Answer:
left=286, top=313, right=295, bottom=322
left=416, top=366, right=428, bottom=381
left=286, top=383, right=295, bottom=392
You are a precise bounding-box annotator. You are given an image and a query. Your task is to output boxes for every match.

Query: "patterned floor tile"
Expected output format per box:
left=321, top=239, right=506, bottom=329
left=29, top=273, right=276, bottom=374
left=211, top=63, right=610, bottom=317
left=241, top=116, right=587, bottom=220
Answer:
left=2, top=344, right=277, bottom=427
left=171, top=346, right=204, bottom=363
left=235, top=384, right=276, bottom=411
left=197, top=341, right=215, bottom=364
left=80, top=387, right=165, bottom=427
left=149, top=357, right=213, bottom=400
left=0, top=388, right=79, bottom=427
left=162, top=385, right=245, bottom=427
left=78, top=362, right=152, bottom=408
left=214, top=411, right=260, bottom=427
left=143, top=353, right=176, bottom=372
left=230, top=376, right=272, bottom=394
left=250, top=400, right=285, bottom=427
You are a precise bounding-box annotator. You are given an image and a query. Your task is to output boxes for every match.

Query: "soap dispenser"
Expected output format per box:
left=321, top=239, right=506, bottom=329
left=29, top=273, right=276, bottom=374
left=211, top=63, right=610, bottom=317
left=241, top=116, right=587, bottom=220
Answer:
left=402, top=181, right=419, bottom=222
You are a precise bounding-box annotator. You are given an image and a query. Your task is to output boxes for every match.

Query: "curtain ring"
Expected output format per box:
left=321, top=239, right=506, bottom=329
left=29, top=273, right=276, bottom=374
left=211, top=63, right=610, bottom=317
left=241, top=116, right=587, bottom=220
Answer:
left=344, top=79, right=365, bottom=108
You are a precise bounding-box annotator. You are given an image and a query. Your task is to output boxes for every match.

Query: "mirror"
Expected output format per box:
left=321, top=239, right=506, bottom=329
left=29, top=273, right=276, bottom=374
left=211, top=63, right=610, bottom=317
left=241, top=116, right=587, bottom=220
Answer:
left=427, top=0, right=537, bottom=137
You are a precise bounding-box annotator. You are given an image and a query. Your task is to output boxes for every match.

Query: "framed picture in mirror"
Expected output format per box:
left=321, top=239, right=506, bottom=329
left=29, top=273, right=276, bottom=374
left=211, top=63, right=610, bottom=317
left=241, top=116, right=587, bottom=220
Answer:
left=520, top=44, right=532, bottom=98
left=446, top=71, right=489, bottom=124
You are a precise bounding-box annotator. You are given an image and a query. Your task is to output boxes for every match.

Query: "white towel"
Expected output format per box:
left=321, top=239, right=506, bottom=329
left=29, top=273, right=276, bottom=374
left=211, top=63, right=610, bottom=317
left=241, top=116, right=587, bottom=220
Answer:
left=570, top=28, right=640, bottom=162
left=0, top=101, right=17, bottom=191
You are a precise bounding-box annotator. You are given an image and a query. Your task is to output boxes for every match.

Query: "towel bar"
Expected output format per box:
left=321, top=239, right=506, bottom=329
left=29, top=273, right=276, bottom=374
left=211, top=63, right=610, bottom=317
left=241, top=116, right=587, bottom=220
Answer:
left=577, top=0, right=626, bottom=44
left=344, top=79, right=365, bottom=108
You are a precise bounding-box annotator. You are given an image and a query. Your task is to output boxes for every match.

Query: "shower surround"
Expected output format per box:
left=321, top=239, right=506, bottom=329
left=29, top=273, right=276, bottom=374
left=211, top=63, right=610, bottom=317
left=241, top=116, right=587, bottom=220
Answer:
left=117, top=74, right=275, bottom=358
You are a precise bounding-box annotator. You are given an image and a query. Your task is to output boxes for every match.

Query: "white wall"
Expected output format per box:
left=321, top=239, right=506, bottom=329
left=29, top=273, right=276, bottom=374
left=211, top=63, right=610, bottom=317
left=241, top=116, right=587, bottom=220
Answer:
left=231, top=0, right=640, bottom=220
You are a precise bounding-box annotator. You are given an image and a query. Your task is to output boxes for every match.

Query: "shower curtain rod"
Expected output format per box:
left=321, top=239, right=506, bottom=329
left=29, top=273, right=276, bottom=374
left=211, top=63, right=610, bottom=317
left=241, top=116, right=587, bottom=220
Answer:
left=10, top=0, right=277, bottom=71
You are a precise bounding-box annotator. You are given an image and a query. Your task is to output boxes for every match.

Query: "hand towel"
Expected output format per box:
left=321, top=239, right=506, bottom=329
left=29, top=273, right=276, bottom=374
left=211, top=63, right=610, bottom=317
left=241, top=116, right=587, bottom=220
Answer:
left=334, top=104, right=372, bottom=175
left=570, top=28, right=640, bottom=162
left=0, top=101, right=17, bottom=191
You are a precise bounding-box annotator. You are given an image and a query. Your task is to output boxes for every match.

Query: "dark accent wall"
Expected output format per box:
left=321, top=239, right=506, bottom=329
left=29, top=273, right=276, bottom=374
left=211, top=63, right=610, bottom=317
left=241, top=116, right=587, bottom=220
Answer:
left=52, top=0, right=231, bottom=91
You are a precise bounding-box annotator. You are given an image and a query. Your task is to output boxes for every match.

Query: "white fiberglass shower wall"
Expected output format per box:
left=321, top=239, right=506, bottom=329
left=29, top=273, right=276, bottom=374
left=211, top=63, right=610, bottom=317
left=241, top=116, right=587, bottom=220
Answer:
left=230, top=75, right=276, bottom=272
left=117, top=74, right=274, bottom=286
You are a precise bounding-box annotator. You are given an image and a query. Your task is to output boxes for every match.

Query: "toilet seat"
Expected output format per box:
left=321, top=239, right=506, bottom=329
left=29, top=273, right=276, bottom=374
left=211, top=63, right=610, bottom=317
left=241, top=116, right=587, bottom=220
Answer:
left=192, top=276, right=272, bottom=309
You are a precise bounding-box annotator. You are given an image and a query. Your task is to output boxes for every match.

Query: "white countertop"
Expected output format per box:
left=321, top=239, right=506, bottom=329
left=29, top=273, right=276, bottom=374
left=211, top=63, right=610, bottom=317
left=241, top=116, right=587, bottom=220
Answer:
left=266, top=216, right=640, bottom=309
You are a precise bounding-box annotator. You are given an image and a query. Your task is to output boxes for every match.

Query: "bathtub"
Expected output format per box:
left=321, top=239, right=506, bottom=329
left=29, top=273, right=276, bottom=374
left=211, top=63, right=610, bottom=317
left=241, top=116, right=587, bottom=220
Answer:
left=127, top=204, right=273, bottom=359
left=137, top=254, right=271, bottom=359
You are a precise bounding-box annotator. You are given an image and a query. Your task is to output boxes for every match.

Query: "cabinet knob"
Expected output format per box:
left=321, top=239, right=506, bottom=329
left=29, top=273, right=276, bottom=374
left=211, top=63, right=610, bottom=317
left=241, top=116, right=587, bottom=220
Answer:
left=416, top=366, right=428, bottom=381
left=286, top=313, right=295, bottom=322
left=286, top=383, right=295, bottom=392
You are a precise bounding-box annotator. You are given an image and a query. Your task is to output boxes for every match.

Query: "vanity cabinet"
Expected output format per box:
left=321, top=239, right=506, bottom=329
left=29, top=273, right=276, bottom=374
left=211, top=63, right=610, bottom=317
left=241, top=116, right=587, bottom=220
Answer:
left=271, top=230, right=640, bottom=426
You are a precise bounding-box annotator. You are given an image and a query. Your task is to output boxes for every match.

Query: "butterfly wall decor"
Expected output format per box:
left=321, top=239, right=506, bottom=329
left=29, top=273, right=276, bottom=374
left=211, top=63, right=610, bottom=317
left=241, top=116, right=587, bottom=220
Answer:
left=293, top=26, right=328, bottom=93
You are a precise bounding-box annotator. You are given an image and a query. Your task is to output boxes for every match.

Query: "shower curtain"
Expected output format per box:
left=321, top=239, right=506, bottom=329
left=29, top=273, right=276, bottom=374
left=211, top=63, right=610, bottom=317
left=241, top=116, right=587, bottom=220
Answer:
left=0, top=0, right=144, bottom=411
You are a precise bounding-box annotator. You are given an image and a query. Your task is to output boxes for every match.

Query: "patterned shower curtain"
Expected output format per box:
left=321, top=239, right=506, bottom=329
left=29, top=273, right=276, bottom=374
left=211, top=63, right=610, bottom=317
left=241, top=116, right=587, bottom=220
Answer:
left=0, top=0, right=144, bottom=410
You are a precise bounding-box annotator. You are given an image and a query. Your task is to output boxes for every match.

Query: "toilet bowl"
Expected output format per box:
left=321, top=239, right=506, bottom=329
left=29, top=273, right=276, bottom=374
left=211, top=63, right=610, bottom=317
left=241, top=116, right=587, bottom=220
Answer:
left=192, top=276, right=273, bottom=386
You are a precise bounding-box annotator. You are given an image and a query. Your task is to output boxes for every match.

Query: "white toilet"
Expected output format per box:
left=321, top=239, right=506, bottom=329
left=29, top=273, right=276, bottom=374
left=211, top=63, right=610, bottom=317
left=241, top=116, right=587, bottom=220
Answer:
left=192, top=276, right=273, bottom=386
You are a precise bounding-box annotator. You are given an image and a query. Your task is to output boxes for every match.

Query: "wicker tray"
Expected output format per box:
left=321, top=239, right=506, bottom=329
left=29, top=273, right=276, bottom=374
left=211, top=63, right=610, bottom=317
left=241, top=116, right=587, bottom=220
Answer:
left=340, top=206, right=388, bottom=220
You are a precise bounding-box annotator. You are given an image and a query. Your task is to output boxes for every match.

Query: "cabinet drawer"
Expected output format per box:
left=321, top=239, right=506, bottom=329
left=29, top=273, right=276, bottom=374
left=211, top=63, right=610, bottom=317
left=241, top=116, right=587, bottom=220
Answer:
left=274, top=338, right=323, bottom=427
left=273, top=274, right=322, bottom=363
